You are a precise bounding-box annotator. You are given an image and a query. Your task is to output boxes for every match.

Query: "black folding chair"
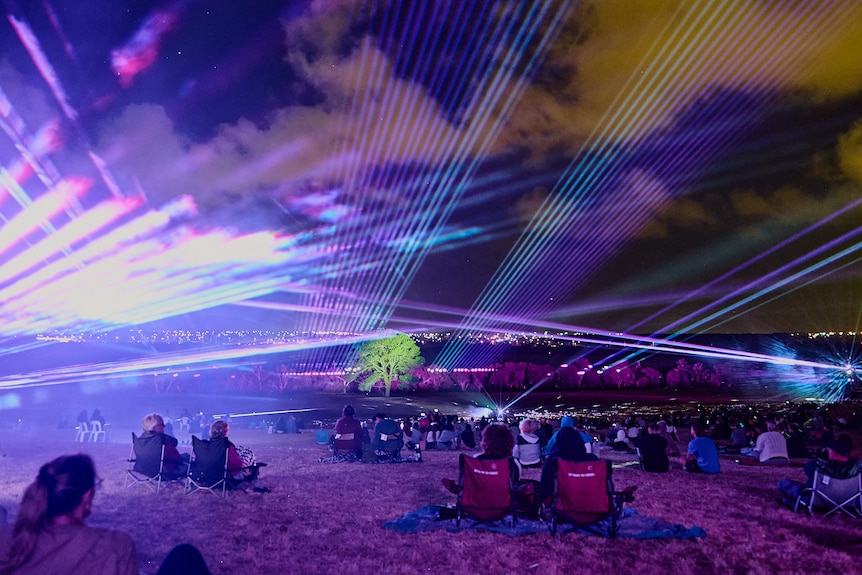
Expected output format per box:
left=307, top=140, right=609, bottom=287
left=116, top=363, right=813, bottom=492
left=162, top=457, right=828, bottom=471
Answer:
left=126, top=432, right=168, bottom=493
left=186, top=436, right=230, bottom=498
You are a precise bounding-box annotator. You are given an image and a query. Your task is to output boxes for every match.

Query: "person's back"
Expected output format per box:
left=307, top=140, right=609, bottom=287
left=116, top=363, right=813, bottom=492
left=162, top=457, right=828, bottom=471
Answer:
left=334, top=406, right=363, bottom=456
left=755, top=427, right=789, bottom=463
left=514, top=432, right=542, bottom=466
left=0, top=454, right=138, bottom=575
left=537, top=427, right=598, bottom=502
left=372, top=414, right=403, bottom=452
left=437, top=426, right=456, bottom=449
left=730, top=426, right=747, bottom=449
left=639, top=425, right=669, bottom=472
left=0, top=523, right=136, bottom=575
left=684, top=425, right=720, bottom=474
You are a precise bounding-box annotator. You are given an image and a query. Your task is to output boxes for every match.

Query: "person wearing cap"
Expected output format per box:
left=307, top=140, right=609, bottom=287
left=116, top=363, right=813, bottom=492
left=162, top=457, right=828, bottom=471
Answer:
left=777, top=434, right=860, bottom=507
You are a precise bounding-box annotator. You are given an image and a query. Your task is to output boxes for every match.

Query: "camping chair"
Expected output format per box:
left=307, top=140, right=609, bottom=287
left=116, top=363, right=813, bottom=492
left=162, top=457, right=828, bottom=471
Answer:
left=74, top=422, right=89, bottom=442
left=89, top=420, right=107, bottom=442
left=794, top=470, right=862, bottom=518
left=548, top=459, right=636, bottom=538
left=126, top=432, right=171, bottom=493
left=455, top=454, right=518, bottom=526
left=331, top=432, right=361, bottom=461
left=374, top=431, right=404, bottom=462
left=186, top=436, right=230, bottom=498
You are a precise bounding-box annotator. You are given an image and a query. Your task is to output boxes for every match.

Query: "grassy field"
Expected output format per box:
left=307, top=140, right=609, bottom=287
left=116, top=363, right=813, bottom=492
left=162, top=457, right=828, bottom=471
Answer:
left=0, top=391, right=860, bottom=575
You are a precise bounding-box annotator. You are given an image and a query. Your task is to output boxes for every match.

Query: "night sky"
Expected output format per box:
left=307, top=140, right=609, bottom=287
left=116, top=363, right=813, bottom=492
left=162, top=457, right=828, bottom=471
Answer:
left=1, top=0, right=861, bottom=342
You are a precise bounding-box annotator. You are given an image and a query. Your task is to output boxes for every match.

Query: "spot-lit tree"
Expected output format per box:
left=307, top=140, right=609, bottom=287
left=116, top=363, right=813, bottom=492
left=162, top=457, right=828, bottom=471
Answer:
left=355, top=333, right=424, bottom=397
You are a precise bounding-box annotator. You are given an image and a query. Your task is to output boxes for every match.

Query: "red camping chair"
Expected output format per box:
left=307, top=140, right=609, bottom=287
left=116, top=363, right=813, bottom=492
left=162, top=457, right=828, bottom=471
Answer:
left=550, top=459, right=635, bottom=538
left=456, top=454, right=518, bottom=526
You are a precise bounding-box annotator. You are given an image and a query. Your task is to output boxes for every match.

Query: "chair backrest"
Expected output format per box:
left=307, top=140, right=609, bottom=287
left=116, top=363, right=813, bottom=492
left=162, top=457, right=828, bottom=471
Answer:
left=810, top=470, right=862, bottom=516
left=554, top=459, right=614, bottom=524
left=132, top=432, right=165, bottom=477
left=458, top=454, right=516, bottom=521
left=333, top=432, right=358, bottom=450
left=190, top=436, right=229, bottom=485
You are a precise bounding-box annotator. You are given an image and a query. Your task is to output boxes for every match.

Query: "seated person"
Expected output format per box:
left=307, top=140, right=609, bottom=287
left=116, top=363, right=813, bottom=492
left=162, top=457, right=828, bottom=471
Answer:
left=537, top=426, right=599, bottom=503
left=460, top=423, right=476, bottom=449
left=741, top=421, right=789, bottom=464
left=626, top=421, right=641, bottom=449
left=576, top=424, right=596, bottom=454
left=332, top=405, right=363, bottom=459
left=785, top=423, right=810, bottom=459
left=542, top=415, right=574, bottom=457
left=475, top=423, right=517, bottom=461
left=513, top=419, right=542, bottom=469
left=0, top=454, right=211, bottom=575
left=711, top=417, right=732, bottom=441
left=90, top=409, right=106, bottom=426
left=778, top=436, right=860, bottom=507
left=209, top=420, right=257, bottom=485
left=406, top=422, right=422, bottom=451
left=426, top=422, right=440, bottom=450
left=729, top=424, right=748, bottom=451
left=680, top=423, right=720, bottom=474
left=659, top=420, right=680, bottom=456
left=638, top=423, right=670, bottom=472
left=372, top=413, right=404, bottom=456
left=140, top=413, right=188, bottom=478
left=437, top=424, right=456, bottom=450
left=611, top=427, right=632, bottom=452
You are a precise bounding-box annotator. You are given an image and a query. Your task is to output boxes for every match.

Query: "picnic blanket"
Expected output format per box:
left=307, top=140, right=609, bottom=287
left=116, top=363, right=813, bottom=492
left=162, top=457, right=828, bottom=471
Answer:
left=383, top=505, right=706, bottom=539
left=318, top=453, right=423, bottom=464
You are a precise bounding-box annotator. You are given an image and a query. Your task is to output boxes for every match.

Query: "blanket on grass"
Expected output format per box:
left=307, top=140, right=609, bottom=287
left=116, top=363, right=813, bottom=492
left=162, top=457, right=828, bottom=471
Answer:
left=318, top=453, right=423, bottom=464
left=383, top=505, right=706, bottom=539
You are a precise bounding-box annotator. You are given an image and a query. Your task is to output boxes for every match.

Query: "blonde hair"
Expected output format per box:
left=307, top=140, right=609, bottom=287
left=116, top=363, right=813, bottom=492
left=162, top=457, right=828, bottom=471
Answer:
left=519, top=419, right=537, bottom=434
left=141, top=413, right=164, bottom=432
left=210, top=420, right=229, bottom=439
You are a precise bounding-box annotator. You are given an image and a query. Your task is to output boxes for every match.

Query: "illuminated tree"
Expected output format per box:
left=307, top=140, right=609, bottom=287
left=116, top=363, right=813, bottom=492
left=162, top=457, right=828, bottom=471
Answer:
left=356, top=333, right=424, bottom=397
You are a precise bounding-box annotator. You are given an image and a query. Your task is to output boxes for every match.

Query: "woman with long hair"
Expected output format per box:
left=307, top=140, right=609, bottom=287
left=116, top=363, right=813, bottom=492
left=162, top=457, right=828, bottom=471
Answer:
left=0, top=454, right=138, bottom=575
left=0, top=454, right=212, bottom=575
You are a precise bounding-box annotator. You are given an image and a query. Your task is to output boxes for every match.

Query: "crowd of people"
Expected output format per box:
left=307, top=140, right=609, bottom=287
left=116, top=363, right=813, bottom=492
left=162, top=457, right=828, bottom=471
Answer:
left=2, top=399, right=858, bottom=573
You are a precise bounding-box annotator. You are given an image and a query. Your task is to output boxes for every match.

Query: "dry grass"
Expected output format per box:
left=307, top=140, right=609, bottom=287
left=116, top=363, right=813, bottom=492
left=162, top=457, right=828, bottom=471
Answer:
left=1, top=419, right=861, bottom=575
